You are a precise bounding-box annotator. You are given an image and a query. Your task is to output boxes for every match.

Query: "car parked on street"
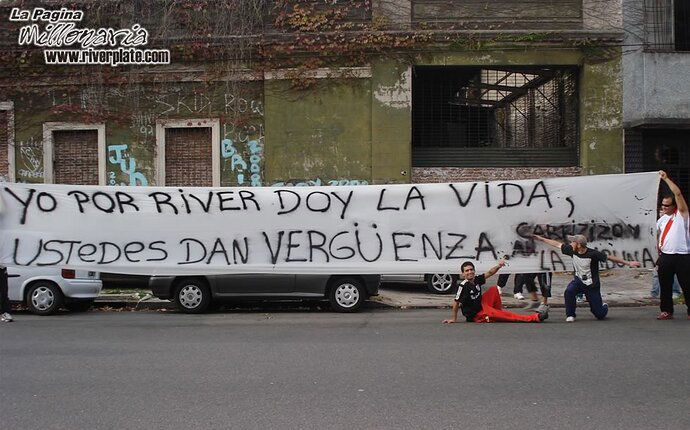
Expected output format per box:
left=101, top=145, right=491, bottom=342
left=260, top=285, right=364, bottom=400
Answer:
left=149, top=273, right=380, bottom=314
left=6, top=267, right=102, bottom=315
left=381, top=273, right=458, bottom=294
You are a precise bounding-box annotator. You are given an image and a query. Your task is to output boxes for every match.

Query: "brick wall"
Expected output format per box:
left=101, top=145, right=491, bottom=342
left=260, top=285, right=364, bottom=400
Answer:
left=0, top=110, right=7, bottom=180
left=412, top=167, right=583, bottom=183
left=53, top=130, right=99, bottom=185
left=165, top=127, right=212, bottom=186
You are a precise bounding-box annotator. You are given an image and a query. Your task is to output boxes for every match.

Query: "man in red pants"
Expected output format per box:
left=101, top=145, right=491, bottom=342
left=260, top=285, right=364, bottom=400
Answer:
left=442, top=260, right=548, bottom=324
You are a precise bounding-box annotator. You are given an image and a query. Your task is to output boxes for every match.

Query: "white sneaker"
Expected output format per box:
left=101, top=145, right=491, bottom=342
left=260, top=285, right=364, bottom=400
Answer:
left=514, top=293, right=525, bottom=300
left=565, top=316, right=575, bottom=322
left=1, top=312, right=13, bottom=322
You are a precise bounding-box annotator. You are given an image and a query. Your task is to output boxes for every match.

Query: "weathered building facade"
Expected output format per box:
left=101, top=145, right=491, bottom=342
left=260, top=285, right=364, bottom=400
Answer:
left=623, top=0, right=690, bottom=196
left=0, top=0, right=625, bottom=188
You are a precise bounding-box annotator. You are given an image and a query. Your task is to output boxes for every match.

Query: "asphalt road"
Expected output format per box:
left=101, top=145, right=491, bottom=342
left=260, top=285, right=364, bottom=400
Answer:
left=1, top=307, right=689, bottom=430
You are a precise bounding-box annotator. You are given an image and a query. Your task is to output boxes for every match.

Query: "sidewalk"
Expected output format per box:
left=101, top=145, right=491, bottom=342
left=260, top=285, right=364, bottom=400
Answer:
left=94, top=269, right=671, bottom=311
left=373, top=269, right=663, bottom=309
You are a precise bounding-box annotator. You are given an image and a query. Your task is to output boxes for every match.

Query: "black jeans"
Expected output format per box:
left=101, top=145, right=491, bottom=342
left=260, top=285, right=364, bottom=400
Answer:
left=658, top=253, right=690, bottom=315
left=516, top=273, right=552, bottom=298
left=0, top=267, right=11, bottom=314
left=496, top=274, right=523, bottom=295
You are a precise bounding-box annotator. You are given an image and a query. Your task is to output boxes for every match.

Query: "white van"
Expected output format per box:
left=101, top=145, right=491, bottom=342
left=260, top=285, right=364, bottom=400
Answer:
left=6, top=266, right=102, bottom=315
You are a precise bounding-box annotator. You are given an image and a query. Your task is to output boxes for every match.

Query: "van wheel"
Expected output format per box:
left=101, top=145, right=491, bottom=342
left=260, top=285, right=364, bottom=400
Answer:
left=65, top=299, right=94, bottom=313
left=425, top=274, right=458, bottom=294
left=329, top=278, right=365, bottom=313
left=174, top=279, right=212, bottom=314
left=27, top=282, right=64, bottom=315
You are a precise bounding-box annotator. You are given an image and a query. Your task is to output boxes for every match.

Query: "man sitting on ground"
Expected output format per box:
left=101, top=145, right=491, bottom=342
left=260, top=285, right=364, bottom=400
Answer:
left=442, top=259, right=548, bottom=324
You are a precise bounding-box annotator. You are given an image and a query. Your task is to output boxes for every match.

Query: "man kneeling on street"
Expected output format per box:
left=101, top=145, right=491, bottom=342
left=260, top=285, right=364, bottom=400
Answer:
left=533, top=234, right=641, bottom=322
left=443, top=260, right=548, bottom=324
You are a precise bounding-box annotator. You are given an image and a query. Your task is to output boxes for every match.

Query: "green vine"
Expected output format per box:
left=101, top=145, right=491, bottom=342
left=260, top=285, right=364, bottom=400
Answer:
left=0, top=1, right=619, bottom=93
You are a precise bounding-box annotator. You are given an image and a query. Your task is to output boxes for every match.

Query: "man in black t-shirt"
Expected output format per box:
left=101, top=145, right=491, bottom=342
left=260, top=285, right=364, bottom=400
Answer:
left=442, top=259, right=547, bottom=323
left=533, top=234, right=641, bottom=322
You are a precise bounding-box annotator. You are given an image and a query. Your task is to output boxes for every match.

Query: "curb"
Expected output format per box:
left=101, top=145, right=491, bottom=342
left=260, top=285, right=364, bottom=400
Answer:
left=94, top=295, right=660, bottom=311
left=367, top=300, right=659, bottom=310
left=94, top=295, right=172, bottom=311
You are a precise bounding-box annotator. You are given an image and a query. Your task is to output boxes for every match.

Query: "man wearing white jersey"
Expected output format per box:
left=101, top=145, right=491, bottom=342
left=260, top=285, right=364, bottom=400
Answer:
left=656, top=171, right=690, bottom=320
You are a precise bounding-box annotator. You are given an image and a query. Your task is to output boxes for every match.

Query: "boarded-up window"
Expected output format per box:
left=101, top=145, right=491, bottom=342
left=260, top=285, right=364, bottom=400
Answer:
left=165, top=127, right=212, bottom=186
left=0, top=110, right=8, bottom=179
left=53, top=130, right=99, bottom=185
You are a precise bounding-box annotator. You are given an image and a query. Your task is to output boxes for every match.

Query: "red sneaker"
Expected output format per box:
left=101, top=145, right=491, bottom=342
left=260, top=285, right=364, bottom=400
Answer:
left=656, top=312, right=673, bottom=320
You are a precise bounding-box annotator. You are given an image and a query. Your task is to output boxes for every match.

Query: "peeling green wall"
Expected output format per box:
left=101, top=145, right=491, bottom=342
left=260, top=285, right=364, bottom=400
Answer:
left=264, top=78, right=372, bottom=186
left=10, top=81, right=264, bottom=186
left=410, top=47, right=624, bottom=175
left=579, top=54, right=624, bottom=174
left=371, top=59, right=412, bottom=184
left=7, top=46, right=623, bottom=186
left=261, top=48, right=624, bottom=186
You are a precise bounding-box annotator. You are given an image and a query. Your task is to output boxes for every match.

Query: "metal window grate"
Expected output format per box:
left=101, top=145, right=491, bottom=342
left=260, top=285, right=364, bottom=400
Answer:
left=412, top=66, right=579, bottom=167
left=624, top=129, right=645, bottom=173
left=642, top=129, right=690, bottom=201
left=645, top=0, right=673, bottom=50
left=643, top=0, right=690, bottom=51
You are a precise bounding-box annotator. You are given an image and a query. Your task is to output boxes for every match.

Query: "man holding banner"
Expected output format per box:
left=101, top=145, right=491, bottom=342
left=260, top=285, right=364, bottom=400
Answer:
left=442, top=260, right=548, bottom=324
left=533, top=234, right=641, bottom=322
left=656, top=171, right=690, bottom=320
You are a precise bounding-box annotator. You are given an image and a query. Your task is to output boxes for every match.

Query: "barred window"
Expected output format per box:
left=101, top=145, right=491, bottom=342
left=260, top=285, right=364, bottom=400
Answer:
left=645, top=0, right=690, bottom=51
left=412, top=66, right=579, bottom=167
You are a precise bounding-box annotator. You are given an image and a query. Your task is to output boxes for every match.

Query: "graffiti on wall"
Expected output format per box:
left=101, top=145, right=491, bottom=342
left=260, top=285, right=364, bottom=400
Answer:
left=153, top=92, right=214, bottom=116
left=43, top=86, right=265, bottom=187
left=50, top=90, right=74, bottom=108
left=224, top=92, right=264, bottom=117
left=17, top=137, right=44, bottom=180
left=221, top=138, right=263, bottom=187
left=221, top=86, right=265, bottom=187
left=131, top=112, right=156, bottom=136
left=107, top=144, right=148, bottom=186
left=271, top=178, right=370, bottom=187
left=130, top=87, right=266, bottom=187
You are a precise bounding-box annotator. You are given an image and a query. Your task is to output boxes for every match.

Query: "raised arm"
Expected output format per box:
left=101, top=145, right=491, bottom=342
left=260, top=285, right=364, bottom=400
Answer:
left=483, top=259, right=506, bottom=280
left=660, top=171, right=688, bottom=215
left=607, top=254, right=641, bottom=268
left=533, top=235, right=563, bottom=249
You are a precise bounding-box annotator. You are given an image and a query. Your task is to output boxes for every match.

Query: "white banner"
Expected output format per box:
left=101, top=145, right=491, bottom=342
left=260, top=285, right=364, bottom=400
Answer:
left=0, top=172, right=660, bottom=275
